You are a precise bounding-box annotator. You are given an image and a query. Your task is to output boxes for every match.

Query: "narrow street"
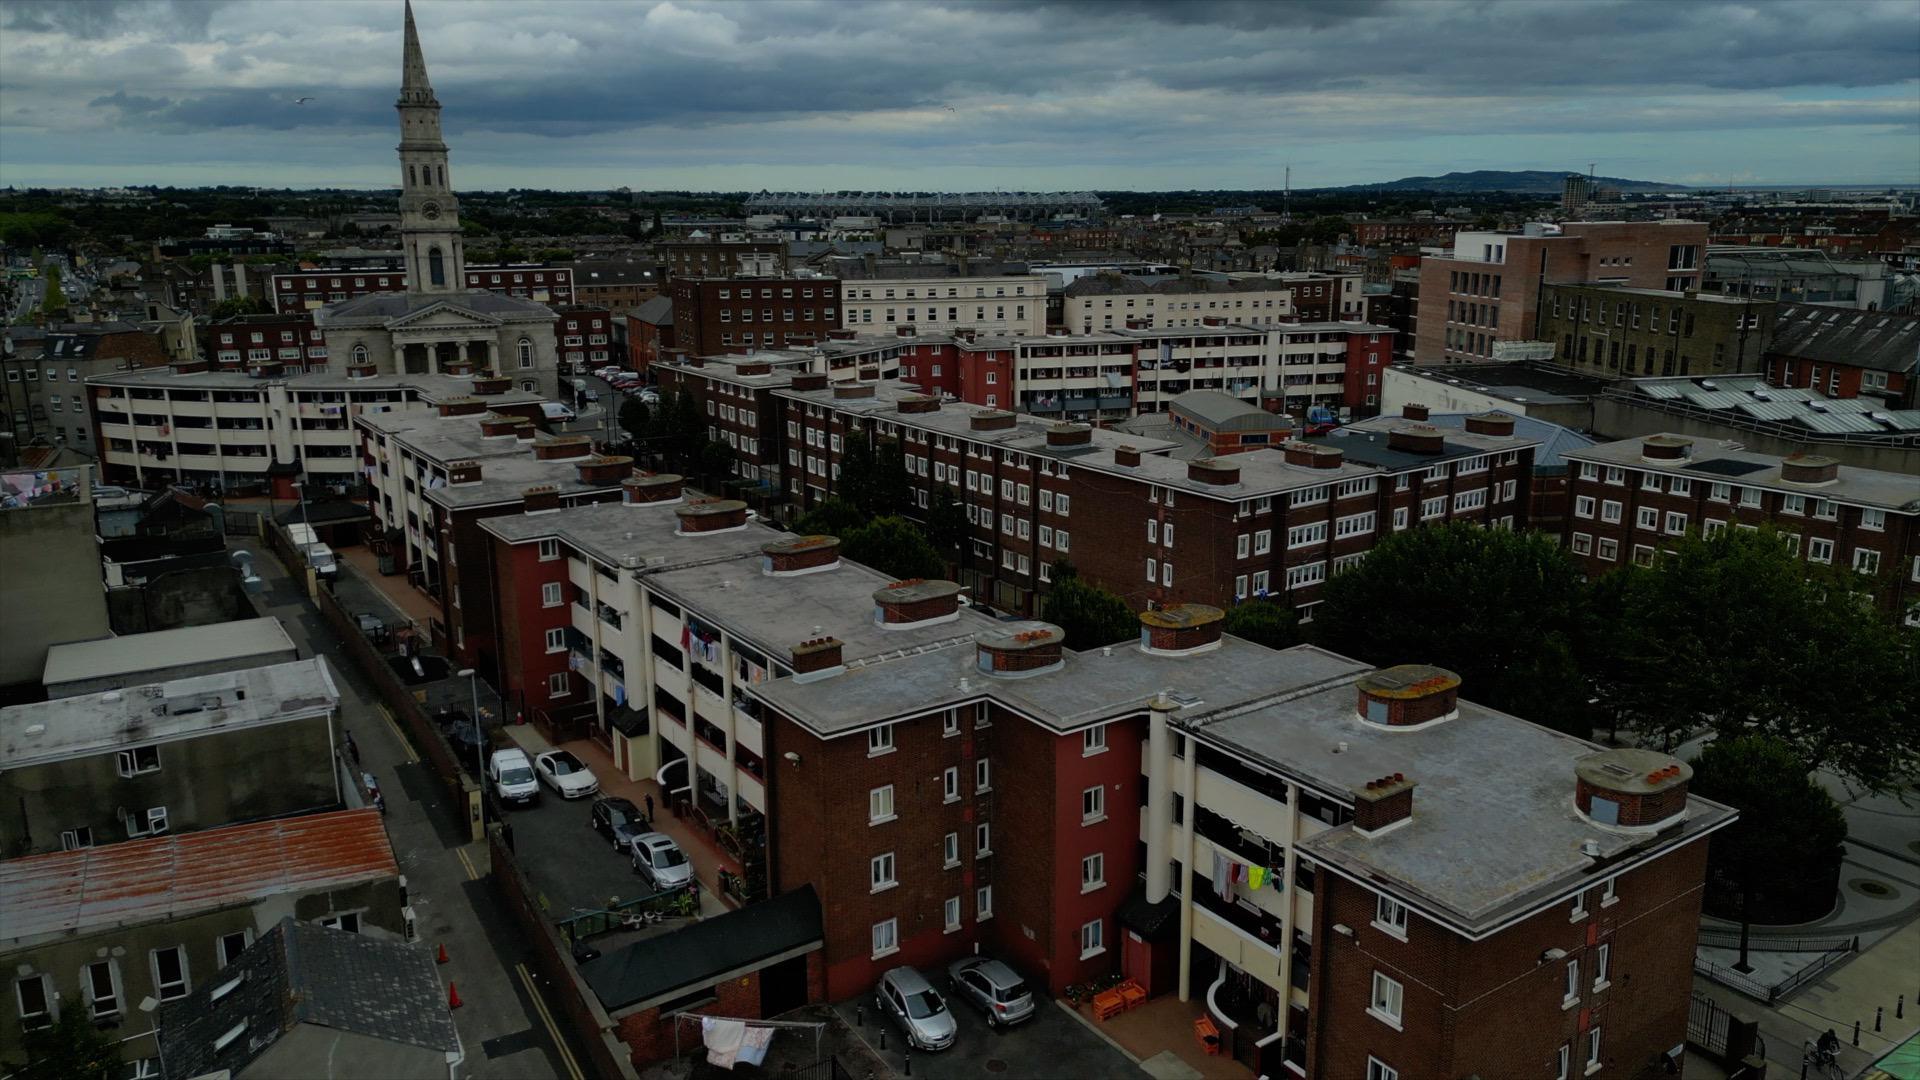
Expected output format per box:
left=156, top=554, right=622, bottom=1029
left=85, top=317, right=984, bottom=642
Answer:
left=245, top=542, right=584, bottom=1080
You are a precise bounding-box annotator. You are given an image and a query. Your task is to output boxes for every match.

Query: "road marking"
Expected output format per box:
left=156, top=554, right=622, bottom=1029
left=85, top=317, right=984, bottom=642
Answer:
left=379, top=704, right=417, bottom=763
left=454, top=846, right=481, bottom=881
left=516, top=962, right=585, bottom=1080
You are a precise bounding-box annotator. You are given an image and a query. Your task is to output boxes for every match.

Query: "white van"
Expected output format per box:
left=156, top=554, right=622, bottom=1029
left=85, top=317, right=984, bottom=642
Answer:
left=542, top=402, right=576, bottom=423
left=487, top=748, right=540, bottom=805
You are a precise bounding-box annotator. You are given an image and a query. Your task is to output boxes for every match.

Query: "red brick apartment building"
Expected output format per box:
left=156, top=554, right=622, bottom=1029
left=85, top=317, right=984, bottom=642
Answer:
left=1563, top=434, right=1920, bottom=623
left=553, top=306, right=614, bottom=374
left=205, top=313, right=328, bottom=370
left=1764, top=302, right=1918, bottom=407
left=626, top=296, right=673, bottom=372
left=670, top=277, right=841, bottom=356
left=270, top=263, right=573, bottom=313
left=1415, top=220, right=1711, bottom=363
left=471, top=494, right=1724, bottom=1077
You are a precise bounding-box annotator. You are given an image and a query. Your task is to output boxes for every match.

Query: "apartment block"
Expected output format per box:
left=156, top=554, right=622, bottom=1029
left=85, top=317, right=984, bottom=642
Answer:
left=88, top=363, right=543, bottom=497
left=1764, top=303, right=1918, bottom=406
left=1563, top=435, right=1920, bottom=622
left=554, top=305, right=615, bottom=373
left=838, top=271, right=1048, bottom=338
left=1062, top=273, right=1297, bottom=334
left=1537, top=283, right=1773, bottom=380
left=205, top=312, right=329, bottom=371
left=269, top=263, right=574, bottom=313
left=671, top=276, right=842, bottom=355
left=1414, top=221, right=1711, bottom=364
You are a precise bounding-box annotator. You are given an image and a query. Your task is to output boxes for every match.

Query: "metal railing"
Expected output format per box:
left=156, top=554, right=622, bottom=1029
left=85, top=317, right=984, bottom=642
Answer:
left=1693, top=935, right=1858, bottom=1004
left=1697, top=929, right=1856, bottom=953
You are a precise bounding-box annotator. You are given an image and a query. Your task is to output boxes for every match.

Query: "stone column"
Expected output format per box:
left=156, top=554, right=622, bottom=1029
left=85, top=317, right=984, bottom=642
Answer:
left=1145, top=695, right=1176, bottom=902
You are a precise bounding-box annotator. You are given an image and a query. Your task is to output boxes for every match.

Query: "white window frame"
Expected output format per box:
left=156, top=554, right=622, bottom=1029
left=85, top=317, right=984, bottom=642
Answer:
left=1366, top=1060, right=1400, bottom=1080
left=870, top=851, right=897, bottom=892
left=1373, top=894, right=1409, bottom=939
left=1082, top=724, right=1108, bottom=756
left=942, top=766, right=960, bottom=802
left=871, top=918, right=899, bottom=959
left=1079, top=918, right=1105, bottom=959
left=1367, top=971, right=1403, bottom=1030
left=944, top=896, right=963, bottom=933
left=1562, top=959, right=1580, bottom=1008
left=116, top=745, right=161, bottom=777
left=943, top=832, right=960, bottom=868
left=541, top=582, right=563, bottom=607
left=150, top=946, right=190, bottom=1002
left=1082, top=784, right=1106, bottom=823
left=867, top=724, right=895, bottom=756
left=869, top=784, right=895, bottom=824
left=1081, top=852, right=1106, bottom=893
left=977, top=884, right=994, bottom=920
left=976, top=822, right=992, bottom=858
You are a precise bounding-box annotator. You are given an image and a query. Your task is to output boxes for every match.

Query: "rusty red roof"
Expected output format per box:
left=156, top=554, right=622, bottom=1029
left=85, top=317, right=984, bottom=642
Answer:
left=0, top=809, right=396, bottom=945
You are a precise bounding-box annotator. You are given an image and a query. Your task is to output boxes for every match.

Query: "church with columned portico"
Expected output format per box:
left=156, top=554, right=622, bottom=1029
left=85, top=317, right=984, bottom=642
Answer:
left=316, top=2, right=562, bottom=401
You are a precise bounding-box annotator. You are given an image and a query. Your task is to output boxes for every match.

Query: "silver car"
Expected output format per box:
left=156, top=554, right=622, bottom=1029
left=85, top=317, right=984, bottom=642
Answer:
left=876, top=967, right=956, bottom=1051
left=629, top=832, right=693, bottom=890
left=947, top=956, right=1035, bottom=1028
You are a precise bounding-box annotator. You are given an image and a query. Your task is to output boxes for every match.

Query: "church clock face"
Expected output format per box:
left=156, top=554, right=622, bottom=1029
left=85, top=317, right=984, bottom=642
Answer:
left=422, top=202, right=441, bottom=220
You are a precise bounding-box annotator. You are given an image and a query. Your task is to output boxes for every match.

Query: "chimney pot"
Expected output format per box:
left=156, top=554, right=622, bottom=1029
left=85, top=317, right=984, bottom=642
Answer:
left=1401, top=402, right=1430, bottom=422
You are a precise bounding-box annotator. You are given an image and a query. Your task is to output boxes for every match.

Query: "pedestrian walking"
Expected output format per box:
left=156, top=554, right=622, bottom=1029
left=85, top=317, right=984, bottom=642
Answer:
left=644, top=792, right=655, bottom=825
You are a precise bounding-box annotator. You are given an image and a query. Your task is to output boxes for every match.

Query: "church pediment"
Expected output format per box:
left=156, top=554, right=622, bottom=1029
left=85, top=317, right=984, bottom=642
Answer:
left=385, top=301, right=503, bottom=330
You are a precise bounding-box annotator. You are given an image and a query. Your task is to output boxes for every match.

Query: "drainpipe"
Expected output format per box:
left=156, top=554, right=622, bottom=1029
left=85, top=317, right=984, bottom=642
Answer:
left=1144, top=695, right=1175, bottom=902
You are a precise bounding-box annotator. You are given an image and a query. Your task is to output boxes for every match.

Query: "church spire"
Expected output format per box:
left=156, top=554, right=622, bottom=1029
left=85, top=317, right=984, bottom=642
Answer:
left=400, top=0, right=436, bottom=106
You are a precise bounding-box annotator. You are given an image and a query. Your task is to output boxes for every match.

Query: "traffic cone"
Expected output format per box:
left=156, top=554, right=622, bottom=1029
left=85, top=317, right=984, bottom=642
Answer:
left=436, top=943, right=449, bottom=964
left=448, top=982, right=463, bottom=1009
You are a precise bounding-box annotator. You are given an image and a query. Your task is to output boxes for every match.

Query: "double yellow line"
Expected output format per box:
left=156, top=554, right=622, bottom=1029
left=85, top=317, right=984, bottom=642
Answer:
left=379, top=704, right=417, bottom=764
left=516, top=962, right=585, bottom=1080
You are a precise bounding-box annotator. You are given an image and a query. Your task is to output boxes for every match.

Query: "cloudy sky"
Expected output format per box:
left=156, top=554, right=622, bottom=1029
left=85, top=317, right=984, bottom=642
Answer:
left=1, top=0, right=1916, bottom=192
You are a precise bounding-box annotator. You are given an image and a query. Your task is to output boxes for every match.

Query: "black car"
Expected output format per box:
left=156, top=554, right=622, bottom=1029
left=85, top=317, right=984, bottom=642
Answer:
left=589, top=796, right=648, bottom=853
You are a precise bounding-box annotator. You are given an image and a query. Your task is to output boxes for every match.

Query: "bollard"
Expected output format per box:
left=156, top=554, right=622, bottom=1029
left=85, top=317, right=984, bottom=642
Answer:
left=856, top=1003, right=864, bottom=1028
left=1899, top=994, right=1906, bottom=1020
left=904, top=1047, right=912, bottom=1076
left=1801, top=1041, right=1811, bottom=1080
left=1854, top=1020, right=1861, bottom=1046
left=879, top=1029, right=887, bottom=1052
left=1877, top=1006, right=1883, bottom=1033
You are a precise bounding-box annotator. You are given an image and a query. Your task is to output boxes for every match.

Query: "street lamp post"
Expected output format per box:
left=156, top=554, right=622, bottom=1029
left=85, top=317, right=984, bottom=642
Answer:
left=457, top=667, right=484, bottom=783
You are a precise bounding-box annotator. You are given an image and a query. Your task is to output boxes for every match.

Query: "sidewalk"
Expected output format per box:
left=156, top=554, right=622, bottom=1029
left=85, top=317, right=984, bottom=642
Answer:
left=1724, top=917, right=1920, bottom=1077
left=501, top=722, right=742, bottom=917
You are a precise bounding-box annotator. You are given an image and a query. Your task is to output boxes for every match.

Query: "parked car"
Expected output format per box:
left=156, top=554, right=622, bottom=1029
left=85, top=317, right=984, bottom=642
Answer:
left=534, top=749, right=599, bottom=798
left=875, top=967, right=957, bottom=1051
left=541, top=401, right=577, bottom=423
left=947, top=956, right=1035, bottom=1028
left=629, top=832, right=693, bottom=889
left=486, top=748, right=540, bottom=805
left=589, top=796, right=647, bottom=852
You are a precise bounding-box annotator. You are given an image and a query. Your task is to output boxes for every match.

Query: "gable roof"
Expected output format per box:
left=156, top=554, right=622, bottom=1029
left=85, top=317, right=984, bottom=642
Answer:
left=631, top=294, right=673, bottom=325
left=580, top=885, right=822, bottom=1013
left=156, top=918, right=459, bottom=1080
left=1766, top=302, right=1920, bottom=375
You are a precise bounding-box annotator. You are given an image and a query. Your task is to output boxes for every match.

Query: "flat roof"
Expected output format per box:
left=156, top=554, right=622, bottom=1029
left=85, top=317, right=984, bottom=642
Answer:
left=86, top=368, right=543, bottom=406
left=0, top=808, right=395, bottom=947
left=1071, top=444, right=1383, bottom=500
left=479, top=497, right=776, bottom=572
left=773, top=380, right=1177, bottom=457
left=1566, top=435, right=1920, bottom=511
left=1388, top=362, right=1608, bottom=406
left=1, top=659, right=339, bottom=768
left=42, top=617, right=297, bottom=688
left=1187, top=665, right=1735, bottom=935
left=1310, top=419, right=1541, bottom=471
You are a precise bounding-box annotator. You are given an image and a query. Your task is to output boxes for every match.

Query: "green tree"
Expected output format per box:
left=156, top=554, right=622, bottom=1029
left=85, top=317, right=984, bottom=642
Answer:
left=1690, top=736, right=1848, bottom=964
left=841, top=516, right=946, bottom=581
left=793, top=496, right=868, bottom=539
left=617, top=396, right=651, bottom=447
left=835, top=432, right=912, bottom=518
left=39, top=262, right=68, bottom=318
left=9, top=1007, right=121, bottom=1080
left=1304, top=215, right=1350, bottom=245
left=924, top=485, right=967, bottom=560
left=1313, top=524, right=1592, bottom=736
left=209, top=295, right=270, bottom=318
left=645, top=389, right=706, bottom=472
left=1589, top=526, right=1919, bottom=790
left=695, top=438, right=735, bottom=489
left=1223, top=598, right=1301, bottom=651
left=1041, top=571, right=1138, bottom=649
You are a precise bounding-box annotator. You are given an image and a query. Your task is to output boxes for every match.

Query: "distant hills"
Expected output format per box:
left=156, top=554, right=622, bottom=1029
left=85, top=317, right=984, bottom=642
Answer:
left=1322, top=170, right=1678, bottom=194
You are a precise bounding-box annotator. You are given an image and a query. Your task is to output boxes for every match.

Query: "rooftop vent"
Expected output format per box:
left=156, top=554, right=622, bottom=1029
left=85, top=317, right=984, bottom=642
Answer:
left=1640, top=434, right=1693, bottom=461
left=471, top=372, right=511, bottom=395
left=1187, top=458, right=1241, bottom=485
left=575, top=454, right=632, bottom=485
left=1401, top=402, right=1430, bottom=422
left=674, top=498, right=749, bottom=534
left=1464, top=411, right=1516, bottom=437
left=1352, top=773, right=1416, bottom=837
left=622, top=472, right=684, bottom=505
left=1114, top=445, right=1142, bottom=467
left=735, top=361, right=773, bottom=377
left=532, top=435, right=593, bottom=461
left=1386, top=423, right=1445, bottom=455
left=1575, top=748, right=1691, bottom=830
left=872, top=578, right=963, bottom=628
left=970, top=410, right=1017, bottom=432
left=1355, top=665, right=1461, bottom=728
left=790, top=372, right=830, bottom=392
left=834, top=382, right=876, bottom=400
left=1047, top=423, right=1093, bottom=447
left=1779, top=452, right=1839, bottom=486
left=1138, top=603, right=1224, bottom=655
left=437, top=396, right=486, bottom=418
left=1282, top=441, right=1344, bottom=469
left=446, top=460, right=483, bottom=486
left=521, top=485, right=561, bottom=514
left=975, top=622, right=1067, bottom=677
left=762, top=534, right=841, bottom=576
left=478, top=414, right=520, bottom=438
left=897, top=394, right=941, bottom=415
left=791, top=636, right=844, bottom=680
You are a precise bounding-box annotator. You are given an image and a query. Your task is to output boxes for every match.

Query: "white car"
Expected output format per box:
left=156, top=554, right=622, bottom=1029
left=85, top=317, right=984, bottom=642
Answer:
left=534, top=749, right=599, bottom=798
left=486, top=748, right=539, bottom=805
left=630, top=832, right=693, bottom=889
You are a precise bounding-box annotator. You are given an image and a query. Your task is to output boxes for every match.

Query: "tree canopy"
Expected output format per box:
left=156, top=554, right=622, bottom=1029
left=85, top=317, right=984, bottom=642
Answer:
left=840, top=516, right=946, bottom=582
left=1223, top=598, right=1302, bottom=651
left=1041, top=564, right=1138, bottom=649
left=1313, top=524, right=1593, bottom=737
left=792, top=496, right=867, bottom=539
left=1689, top=735, right=1848, bottom=924
left=38, top=262, right=68, bottom=318
left=1588, top=526, right=1920, bottom=791
left=8, top=1007, right=120, bottom=1080
left=836, top=432, right=912, bottom=519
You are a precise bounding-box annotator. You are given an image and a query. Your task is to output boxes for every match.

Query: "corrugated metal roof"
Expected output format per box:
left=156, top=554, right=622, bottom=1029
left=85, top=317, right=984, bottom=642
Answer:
left=1733, top=400, right=1802, bottom=420
left=1685, top=390, right=1750, bottom=408
left=1795, top=411, right=1883, bottom=434
left=1876, top=410, right=1920, bottom=431
left=0, top=809, right=395, bottom=943
left=1641, top=383, right=1686, bottom=400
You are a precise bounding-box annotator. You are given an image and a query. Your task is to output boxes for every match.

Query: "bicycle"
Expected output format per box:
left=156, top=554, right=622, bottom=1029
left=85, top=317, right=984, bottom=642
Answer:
left=1804, top=1041, right=1846, bottom=1080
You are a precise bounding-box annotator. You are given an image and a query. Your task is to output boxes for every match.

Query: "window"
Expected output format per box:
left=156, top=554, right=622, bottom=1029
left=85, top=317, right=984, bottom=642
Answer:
left=1636, top=506, right=1658, bottom=530
left=1808, top=537, right=1834, bottom=564
left=1366, top=1060, right=1399, bottom=1080
left=1593, top=943, right=1611, bottom=990
left=870, top=852, right=897, bottom=892
left=538, top=538, right=560, bottom=560
left=1586, top=1027, right=1602, bottom=1073
left=1601, top=500, right=1622, bottom=524
left=976, top=822, right=992, bottom=857
left=218, top=931, right=252, bottom=968
left=517, top=338, right=534, bottom=368
left=151, top=946, right=189, bottom=1001
left=1862, top=508, right=1887, bottom=531
left=872, top=918, right=899, bottom=958
left=944, top=832, right=960, bottom=867
left=126, top=806, right=168, bottom=837
left=545, top=628, right=566, bottom=653
left=1374, top=894, right=1409, bottom=938
left=1146, top=557, right=1157, bottom=583
left=14, top=974, right=53, bottom=1029
left=546, top=672, right=570, bottom=697
left=869, top=784, right=895, bottom=824
left=1083, top=724, right=1108, bottom=756
left=1782, top=493, right=1807, bottom=515
left=975, top=759, right=991, bottom=792
left=944, top=896, right=963, bottom=932
left=541, top=582, right=563, bottom=607
left=60, top=827, right=93, bottom=850
left=942, top=766, right=960, bottom=802
left=1664, top=511, right=1687, bottom=535
left=1562, top=959, right=1580, bottom=1006
left=1253, top=529, right=1272, bottom=554
left=1081, top=853, right=1106, bottom=891
left=1079, top=918, right=1105, bottom=958
left=1368, top=971, right=1403, bottom=1028
left=1557, top=1044, right=1571, bottom=1080
left=868, top=724, right=895, bottom=756
left=1570, top=533, right=1593, bottom=555
left=116, top=745, right=160, bottom=777
left=1574, top=496, right=1596, bottom=519
left=943, top=709, right=961, bottom=737
left=85, top=960, right=120, bottom=1019
left=1082, top=784, right=1106, bottom=823
left=1854, top=548, right=1881, bottom=575
left=977, top=885, right=994, bottom=920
